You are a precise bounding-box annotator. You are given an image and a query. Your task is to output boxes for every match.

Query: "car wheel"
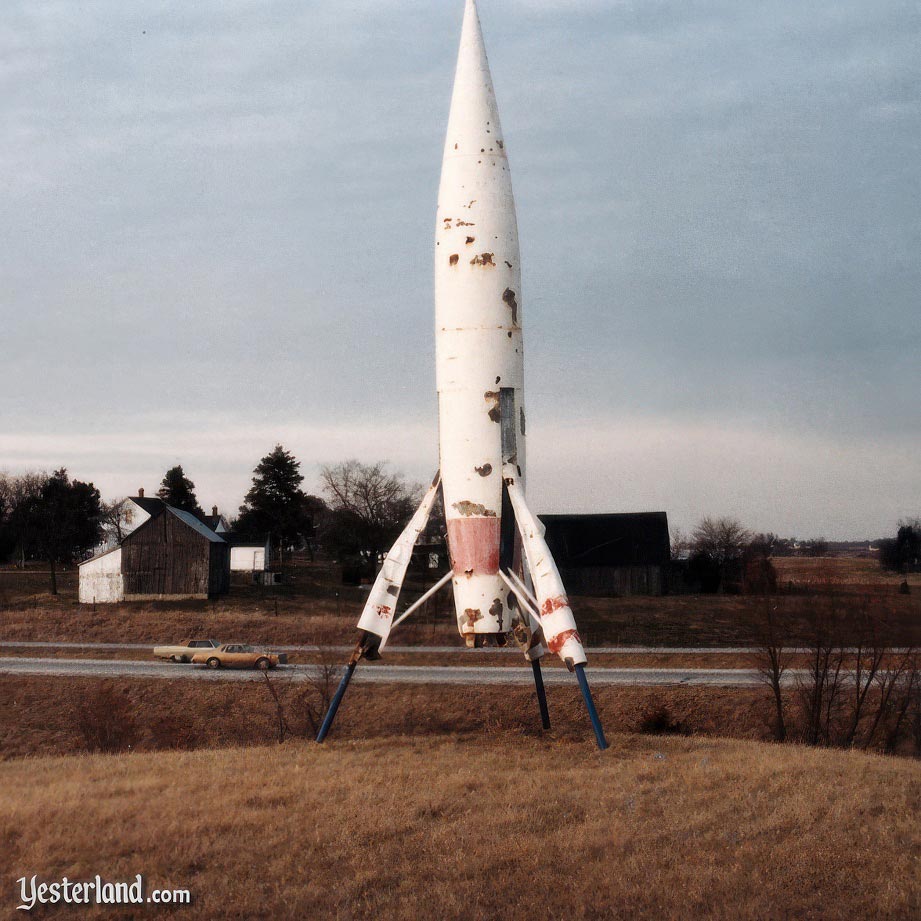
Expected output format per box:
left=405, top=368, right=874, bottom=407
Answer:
left=256, top=657, right=270, bottom=670
left=206, top=657, right=221, bottom=669
left=170, top=655, right=178, bottom=663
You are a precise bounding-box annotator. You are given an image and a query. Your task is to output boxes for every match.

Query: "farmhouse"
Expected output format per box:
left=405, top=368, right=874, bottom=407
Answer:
left=199, top=505, right=230, bottom=534
left=79, top=503, right=230, bottom=603
left=538, top=512, right=671, bottom=597
left=94, top=489, right=165, bottom=553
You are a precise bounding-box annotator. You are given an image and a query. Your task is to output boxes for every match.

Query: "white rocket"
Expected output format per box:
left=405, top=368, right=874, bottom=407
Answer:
left=319, top=0, right=605, bottom=748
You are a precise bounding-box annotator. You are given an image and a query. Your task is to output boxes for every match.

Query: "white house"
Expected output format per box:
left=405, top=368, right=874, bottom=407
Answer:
left=94, top=490, right=165, bottom=553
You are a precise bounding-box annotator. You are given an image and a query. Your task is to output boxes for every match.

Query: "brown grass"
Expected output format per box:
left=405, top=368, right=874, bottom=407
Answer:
left=0, top=675, right=775, bottom=760
left=1, top=736, right=918, bottom=919
left=773, top=556, right=921, bottom=589
left=2, top=558, right=919, bottom=649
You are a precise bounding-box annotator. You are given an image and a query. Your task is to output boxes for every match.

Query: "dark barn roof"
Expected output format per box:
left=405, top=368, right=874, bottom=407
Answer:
left=538, top=513, right=671, bottom=568
left=129, top=495, right=168, bottom=518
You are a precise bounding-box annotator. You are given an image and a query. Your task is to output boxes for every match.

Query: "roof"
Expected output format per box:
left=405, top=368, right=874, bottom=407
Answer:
left=166, top=507, right=227, bottom=543
left=78, top=544, right=122, bottom=567
left=128, top=496, right=167, bottom=518
left=198, top=514, right=224, bottom=531
left=538, top=513, right=671, bottom=568
left=221, top=532, right=270, bottom=548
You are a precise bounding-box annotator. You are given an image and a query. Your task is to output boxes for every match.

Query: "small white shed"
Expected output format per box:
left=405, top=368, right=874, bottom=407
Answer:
left=78, top=546, right=124, bottom=603
left=229, top=541, right=270, bottom=572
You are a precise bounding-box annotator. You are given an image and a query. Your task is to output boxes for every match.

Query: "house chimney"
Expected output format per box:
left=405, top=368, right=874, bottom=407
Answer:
left=138, top=487, right=145, bottom=498
left=212, top=505, right=218, bottom=517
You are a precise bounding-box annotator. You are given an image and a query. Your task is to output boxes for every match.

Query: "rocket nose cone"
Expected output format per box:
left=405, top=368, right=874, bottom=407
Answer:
left=444, top=0, right=505, bottom=158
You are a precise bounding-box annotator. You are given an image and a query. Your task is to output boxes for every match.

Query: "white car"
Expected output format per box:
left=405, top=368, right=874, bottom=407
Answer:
left=153, top=638, right=220, bottom=663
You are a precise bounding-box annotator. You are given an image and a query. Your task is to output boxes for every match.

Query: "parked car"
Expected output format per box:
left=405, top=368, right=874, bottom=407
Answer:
left=153, top=638, right=221, bottom=663
left=190, top=643, right=286, bottom=670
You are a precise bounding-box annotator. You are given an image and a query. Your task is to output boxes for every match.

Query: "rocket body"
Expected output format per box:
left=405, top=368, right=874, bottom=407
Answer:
left=436, top=0, right=523, bottom=638
left=334, top=1, right=598, bottom=750
left=356, top=0, right=586, bottom=668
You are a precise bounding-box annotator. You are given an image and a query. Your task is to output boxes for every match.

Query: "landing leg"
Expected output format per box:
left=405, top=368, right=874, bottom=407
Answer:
left=315, top=660, right=357, bottom=743
left=531, top=659, right=551, bottom=730
left=574, top=664, right=608, bottom=751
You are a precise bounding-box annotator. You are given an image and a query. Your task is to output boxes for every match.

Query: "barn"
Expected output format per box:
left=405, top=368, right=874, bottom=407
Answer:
left=538, top=512, right=671, bottom=597
left=79, top=504, right=230, bottom=602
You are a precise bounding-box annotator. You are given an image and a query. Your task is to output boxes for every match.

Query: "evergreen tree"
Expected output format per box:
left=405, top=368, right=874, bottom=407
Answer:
left=157, top=465, right=202, bottom=514
left=12, top=469, right=102, bottom=594
left=236, top=445, right=321, bottom=557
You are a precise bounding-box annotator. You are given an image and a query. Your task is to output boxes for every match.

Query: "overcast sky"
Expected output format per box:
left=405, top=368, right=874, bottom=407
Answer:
left=2, top=0, right=919, bottom=539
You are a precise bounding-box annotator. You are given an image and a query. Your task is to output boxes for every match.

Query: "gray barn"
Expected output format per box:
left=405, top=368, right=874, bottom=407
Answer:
left=538, top=512, right=671, bottom=597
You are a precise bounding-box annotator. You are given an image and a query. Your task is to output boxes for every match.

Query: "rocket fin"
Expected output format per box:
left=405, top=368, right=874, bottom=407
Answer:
left=355, top=473, right=441, bottom=654
left=501, top=463, right=587, bottom=667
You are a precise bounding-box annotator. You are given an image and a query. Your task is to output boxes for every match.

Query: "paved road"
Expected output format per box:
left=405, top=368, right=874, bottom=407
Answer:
left=0, top=640, right=762, bottom=654
left=0, top=656, right=800, bottom=687
left=0, top=641, right=909, bottom=655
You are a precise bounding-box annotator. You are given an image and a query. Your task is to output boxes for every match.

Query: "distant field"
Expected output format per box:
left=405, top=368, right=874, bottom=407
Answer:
left=2, top=736, right=917, bottom=919
left=773, top=555, right=921, bottom=588
left=1, top=557, right=918, bottom=648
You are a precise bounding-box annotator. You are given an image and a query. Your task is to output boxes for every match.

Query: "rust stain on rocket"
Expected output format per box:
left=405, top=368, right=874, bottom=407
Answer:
left=484, top=390, right=500, bottom=422
left=489, top=597, right=503, bottom=630
left=470, top=253, right=495, bottom=267
left=449, top=254, right=459, bottom=266
left=547, top=628, right=581, bottom=655
left=541, top=595, right=569, bottom=617
left=452, top=500, right=497, bottom=517
left=466, top=236, right=475, bottom=245
left=456, top=220, right=475, bottom=227
left=502, top=288, right=518, bottom=325
left=464, top=608, right=483, bottom=627
left=474, top=463, right=492, bottom=477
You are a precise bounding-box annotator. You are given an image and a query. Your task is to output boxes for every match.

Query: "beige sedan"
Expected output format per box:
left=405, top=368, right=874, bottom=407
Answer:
left=190, top=643, right=284, bottom=670
left=153, top=638, right=220, bottom=663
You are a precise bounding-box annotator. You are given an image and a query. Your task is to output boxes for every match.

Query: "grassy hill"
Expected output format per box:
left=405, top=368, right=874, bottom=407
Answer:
left=2, top=736, right=917, bottom=919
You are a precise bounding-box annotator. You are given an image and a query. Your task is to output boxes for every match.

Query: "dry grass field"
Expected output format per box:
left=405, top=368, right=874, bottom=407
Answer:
left=1, top=557, right=918, bottom=648
left=2, top=736, right=918, bottom=920
left=0, top=675, right=773, bottom=760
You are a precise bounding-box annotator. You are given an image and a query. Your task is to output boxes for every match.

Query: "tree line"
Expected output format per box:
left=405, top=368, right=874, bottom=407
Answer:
left=0, top=445, right=424, bottom=590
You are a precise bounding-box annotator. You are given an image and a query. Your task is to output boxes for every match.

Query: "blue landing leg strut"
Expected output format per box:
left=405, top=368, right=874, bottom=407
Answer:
left=531, top=659, right=551, bottom=730
left=315, top=661, right=357, bottom=743
left=575, top=663, right=608, bottom=751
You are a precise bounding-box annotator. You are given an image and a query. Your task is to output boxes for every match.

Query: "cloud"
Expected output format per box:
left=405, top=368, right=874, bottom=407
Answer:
left=1, top=0, right=918, bottom=538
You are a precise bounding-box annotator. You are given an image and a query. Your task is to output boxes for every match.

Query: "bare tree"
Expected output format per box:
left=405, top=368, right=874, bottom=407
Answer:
left=863, top=648, right=918, bottom=752
left=669, top=527, right=689, bottom=561
left=99, top=498, right=131, bottom=547
left=842, top=605, right=887, bottom=747
left=691, top=517, right=752, bottom=564
left=795, top=595, right=847, bottom=745
left=753, top=598, right=793, bottom=741
left=262, top=671, right=292, bottom=744
left=320, top=460, right=422, bottom=563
